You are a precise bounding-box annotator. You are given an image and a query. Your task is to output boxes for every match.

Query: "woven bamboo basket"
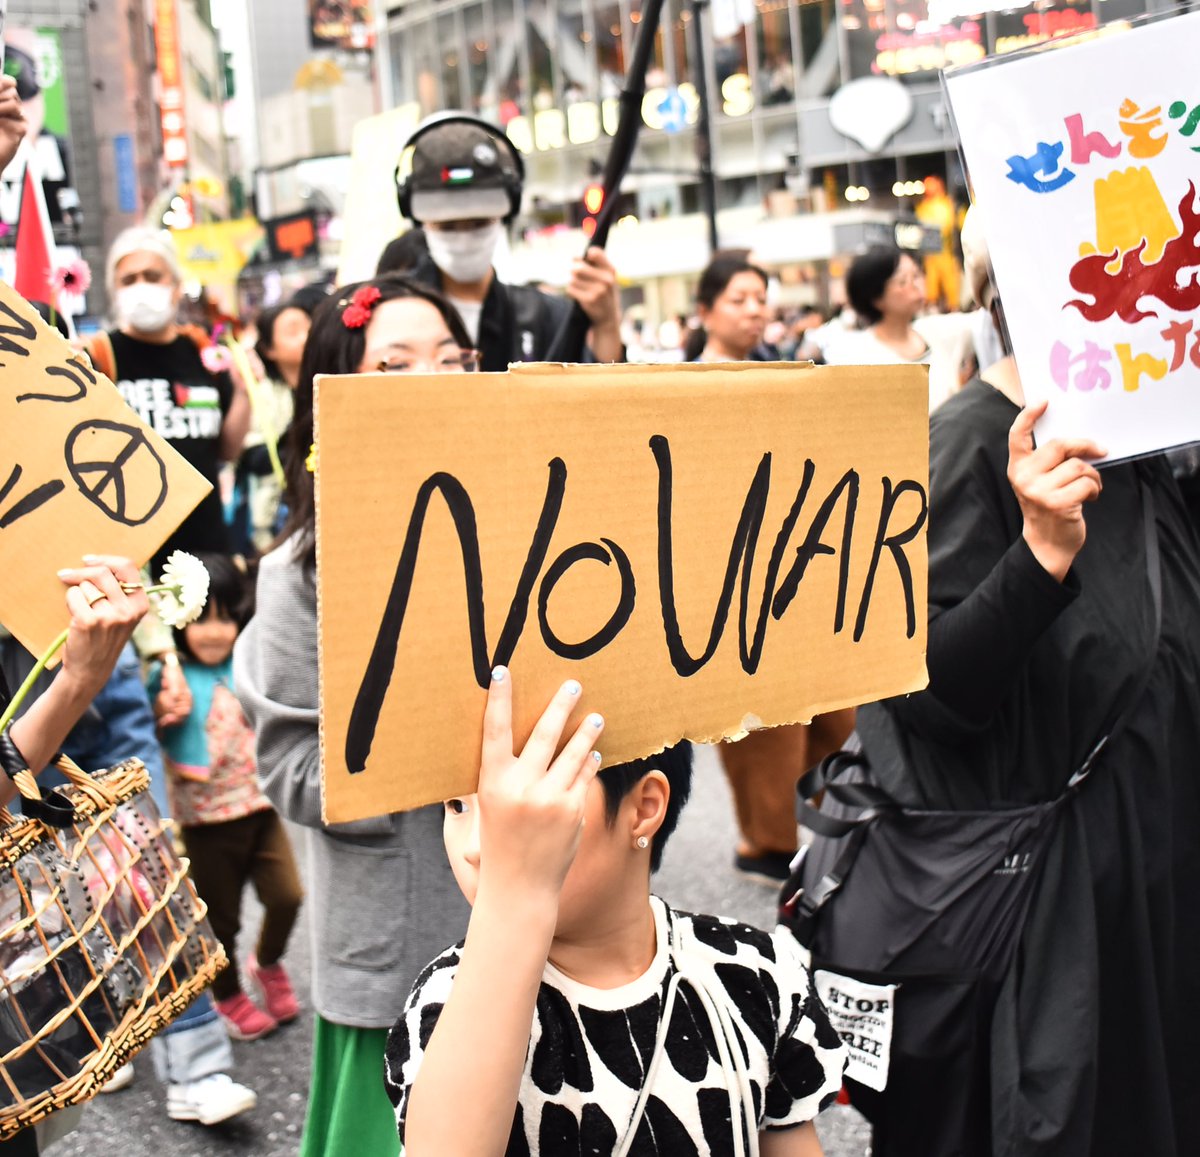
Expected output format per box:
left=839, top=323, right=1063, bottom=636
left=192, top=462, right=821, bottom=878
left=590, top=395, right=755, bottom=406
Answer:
left=0, top=754, right=225, bottom=1139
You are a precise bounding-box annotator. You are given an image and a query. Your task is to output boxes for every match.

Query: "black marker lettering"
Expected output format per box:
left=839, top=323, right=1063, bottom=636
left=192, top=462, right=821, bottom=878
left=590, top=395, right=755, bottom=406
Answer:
left=653, top=434, right=771, bottom=677
left=854, top=477, right=928, bottom=642
left=65, top=420, right=168, bottom=526
left=739, top=460, right=815, bottom=673
left=654, top=437, right=834, bottom=676
left=345, top=459, right=567, bottom=774
left=537, top=538, right=635, bottom=659
left=0, top=301, right=36, bottom=364
left=771, top=469, right=860, bottom=633
left=17, top=357, right=96, bottom=404
left=0, top=464, right=65, bottom=529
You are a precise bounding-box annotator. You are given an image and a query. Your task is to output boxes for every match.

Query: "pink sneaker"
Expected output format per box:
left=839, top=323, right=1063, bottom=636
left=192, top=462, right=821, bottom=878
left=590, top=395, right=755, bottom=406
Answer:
left=216, top=992, right=277, bottom=1041
left=246, top=954, right=300, bottom=1024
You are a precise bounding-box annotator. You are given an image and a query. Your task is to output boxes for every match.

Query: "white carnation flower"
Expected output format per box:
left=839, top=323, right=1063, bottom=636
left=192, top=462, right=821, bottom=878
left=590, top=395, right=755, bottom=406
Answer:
left=149, top=551, right=210, bottom=628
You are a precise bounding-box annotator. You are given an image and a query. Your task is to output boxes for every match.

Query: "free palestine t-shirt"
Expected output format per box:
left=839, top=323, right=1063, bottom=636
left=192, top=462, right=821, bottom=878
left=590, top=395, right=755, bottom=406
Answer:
left=109, top=330, right=233, bottom=567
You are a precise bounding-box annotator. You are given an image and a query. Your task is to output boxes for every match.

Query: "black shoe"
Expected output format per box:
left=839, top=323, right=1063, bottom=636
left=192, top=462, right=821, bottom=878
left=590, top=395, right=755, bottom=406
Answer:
left=733, top=850, right=794, bottom=882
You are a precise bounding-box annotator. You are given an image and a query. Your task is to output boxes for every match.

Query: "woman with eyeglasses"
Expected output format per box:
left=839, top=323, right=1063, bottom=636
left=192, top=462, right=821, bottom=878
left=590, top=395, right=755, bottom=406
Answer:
left=824, top=246, right=972, bottom=411
left=233, top=277, right=476, bottom=1157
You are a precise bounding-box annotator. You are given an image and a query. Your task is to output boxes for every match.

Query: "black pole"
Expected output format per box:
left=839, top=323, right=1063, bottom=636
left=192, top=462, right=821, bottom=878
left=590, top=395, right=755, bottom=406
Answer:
left=689, top=0, right=719, bottom=253
left=544, top=0, right=668, bottom=362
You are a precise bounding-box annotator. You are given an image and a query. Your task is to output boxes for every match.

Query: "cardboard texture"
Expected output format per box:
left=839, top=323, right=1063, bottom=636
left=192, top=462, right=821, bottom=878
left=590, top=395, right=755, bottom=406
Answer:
left=0, top=283, right=212, bottom=657
left=317, top=361, right=929, bottom=824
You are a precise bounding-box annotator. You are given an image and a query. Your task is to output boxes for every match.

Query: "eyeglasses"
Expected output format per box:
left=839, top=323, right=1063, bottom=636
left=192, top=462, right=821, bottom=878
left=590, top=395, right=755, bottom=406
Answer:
left=375, top=349, right=481, bottom=374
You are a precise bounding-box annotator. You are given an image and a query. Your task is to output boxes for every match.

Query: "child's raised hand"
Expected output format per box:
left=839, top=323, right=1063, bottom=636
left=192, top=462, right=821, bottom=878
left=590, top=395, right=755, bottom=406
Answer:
left=154, top=688, right=186, bottom=730
left=477, top=666, right=603, bottom=901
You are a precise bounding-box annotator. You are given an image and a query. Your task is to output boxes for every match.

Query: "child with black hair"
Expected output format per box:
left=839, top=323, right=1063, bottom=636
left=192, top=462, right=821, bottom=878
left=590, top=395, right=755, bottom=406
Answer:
left=148, top=552, right=303, bottom=1043
left=385, top=669, right=846, bottom=1155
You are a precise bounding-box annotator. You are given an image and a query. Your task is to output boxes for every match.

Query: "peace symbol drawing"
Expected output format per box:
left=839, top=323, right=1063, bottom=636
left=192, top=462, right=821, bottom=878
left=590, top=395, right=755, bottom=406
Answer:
left=64, top=419, right=169, bottom=526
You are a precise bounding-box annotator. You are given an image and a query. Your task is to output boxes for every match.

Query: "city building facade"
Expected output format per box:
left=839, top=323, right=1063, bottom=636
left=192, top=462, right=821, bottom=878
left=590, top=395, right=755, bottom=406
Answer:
left=0, top=0, right=234, bottom=320
left=241, top=0, right=377, bottom=305
left=380, top=0, right=1169, bottom=319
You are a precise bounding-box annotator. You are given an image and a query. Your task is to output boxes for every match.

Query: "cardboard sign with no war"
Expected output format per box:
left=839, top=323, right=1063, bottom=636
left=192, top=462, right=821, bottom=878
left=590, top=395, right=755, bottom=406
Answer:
left=316, top=361, right=929, bottom=824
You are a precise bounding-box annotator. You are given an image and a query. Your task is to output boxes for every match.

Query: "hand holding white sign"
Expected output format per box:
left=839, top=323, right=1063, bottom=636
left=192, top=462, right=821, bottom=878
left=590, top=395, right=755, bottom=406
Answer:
left=946, top=11, right=1200, bottom=460
left=1007, top=401, right=1106, bottom=582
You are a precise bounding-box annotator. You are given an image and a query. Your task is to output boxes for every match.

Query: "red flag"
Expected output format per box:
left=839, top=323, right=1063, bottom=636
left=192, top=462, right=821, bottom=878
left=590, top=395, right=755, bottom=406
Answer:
left=13, top=151, right=58, bottom=309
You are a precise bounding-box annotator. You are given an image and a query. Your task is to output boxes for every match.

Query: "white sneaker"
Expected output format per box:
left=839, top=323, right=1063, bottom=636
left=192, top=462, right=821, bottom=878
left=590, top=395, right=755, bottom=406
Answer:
left=100, top=1063, right=135, bottom=1093
left=166, top=1073, right=257, bottom=1125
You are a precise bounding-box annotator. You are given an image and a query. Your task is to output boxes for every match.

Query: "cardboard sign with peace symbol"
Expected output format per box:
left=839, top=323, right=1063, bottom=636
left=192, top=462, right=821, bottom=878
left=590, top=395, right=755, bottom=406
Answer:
left=0, top=282, right=211, bottom=658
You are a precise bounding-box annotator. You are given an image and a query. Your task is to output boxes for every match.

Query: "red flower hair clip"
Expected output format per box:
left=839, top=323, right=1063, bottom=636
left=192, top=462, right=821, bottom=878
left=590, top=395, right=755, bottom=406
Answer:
left=341, top=285, right=382, bottom=329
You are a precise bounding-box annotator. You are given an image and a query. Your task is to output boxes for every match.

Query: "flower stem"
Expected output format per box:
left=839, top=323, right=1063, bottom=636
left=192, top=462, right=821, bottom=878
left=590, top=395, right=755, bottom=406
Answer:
left=0, top=628, right=70, bottom=735
left=0, top=583, right=177, bottom=735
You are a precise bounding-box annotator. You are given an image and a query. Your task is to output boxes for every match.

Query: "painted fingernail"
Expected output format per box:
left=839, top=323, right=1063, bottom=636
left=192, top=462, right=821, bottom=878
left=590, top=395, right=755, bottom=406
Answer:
left=81, top=554, right=100, bottom=563
left=564, top=679, right=581, bottom=697
left=57, top=569, right=72, bottom=579
left=491, top=666, right=508, bottom=683
left=591, top=751, right=602, bottom=764
left=588, top=713, right=604, bottom=729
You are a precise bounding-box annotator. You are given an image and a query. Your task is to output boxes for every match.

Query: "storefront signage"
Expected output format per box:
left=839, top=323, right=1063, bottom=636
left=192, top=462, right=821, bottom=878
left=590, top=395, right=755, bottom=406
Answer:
left=266, top=211, right=319, bottom=262
left=507, top=75, right=754, bottom=153
left=309, top=0, right=375, bottom=51
left=842, top=0, right=1099, bottom=82
left=0, top=26, right=80, bottom=240
left=993, top=8, right=1096, bottom=55
left=154, top=0, right=187, bottom=169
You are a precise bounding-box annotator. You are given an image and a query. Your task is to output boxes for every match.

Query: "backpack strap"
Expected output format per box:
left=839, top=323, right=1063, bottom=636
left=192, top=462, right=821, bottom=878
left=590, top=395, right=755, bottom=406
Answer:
left=87, top=331, right=116, bottom=382
left=781, top=823, right=871, bottom=935
left=177, top=323, right=212, bottom=352
left=795, top=744, right=899, bottom=838
left=86, top=326, right=211, bottom=384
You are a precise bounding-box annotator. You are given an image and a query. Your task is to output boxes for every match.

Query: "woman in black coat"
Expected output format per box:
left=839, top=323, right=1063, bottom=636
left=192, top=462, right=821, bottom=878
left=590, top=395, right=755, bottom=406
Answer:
left=854, top=212, right=1200, bottom=1157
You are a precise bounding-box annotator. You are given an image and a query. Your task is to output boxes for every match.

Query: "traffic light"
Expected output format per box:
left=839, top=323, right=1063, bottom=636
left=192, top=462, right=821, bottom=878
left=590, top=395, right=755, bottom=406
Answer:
left=582, top=182, right=605, bottom=238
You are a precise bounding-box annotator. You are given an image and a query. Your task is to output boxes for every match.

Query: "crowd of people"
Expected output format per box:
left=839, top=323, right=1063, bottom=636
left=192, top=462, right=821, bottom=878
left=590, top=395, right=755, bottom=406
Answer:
left=0, top=93, right=1196, bottom=1157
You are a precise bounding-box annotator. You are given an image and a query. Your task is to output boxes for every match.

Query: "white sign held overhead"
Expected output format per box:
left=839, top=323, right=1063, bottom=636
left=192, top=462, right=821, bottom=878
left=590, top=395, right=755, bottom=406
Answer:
left=945, top=13, right=1200, bottom=461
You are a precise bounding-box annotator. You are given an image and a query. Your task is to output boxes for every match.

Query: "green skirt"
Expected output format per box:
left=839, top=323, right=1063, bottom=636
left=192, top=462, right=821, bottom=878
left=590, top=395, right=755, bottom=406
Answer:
left=300, top=1016, right=401, bottom=1157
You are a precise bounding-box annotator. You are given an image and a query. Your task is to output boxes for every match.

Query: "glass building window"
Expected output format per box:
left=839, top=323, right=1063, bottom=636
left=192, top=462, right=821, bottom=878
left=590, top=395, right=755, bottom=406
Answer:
left=486, top=0, right=527, bottom=124
left=464, top=3, right=494, bottom=115
left=797, top=0, right=837, bottom=89
left=439, top=11, right=464, bottom=110
left=594, top=0, right=625, bottom=96
left=756, top=0, right=795, bottom=105
left=557, top=0, right=594, bottom=101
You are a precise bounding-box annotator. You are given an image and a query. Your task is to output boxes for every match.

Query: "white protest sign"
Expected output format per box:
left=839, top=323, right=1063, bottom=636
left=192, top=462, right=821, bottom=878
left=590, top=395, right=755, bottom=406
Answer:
left=945, top=13, right=1200, bottom=462
left=814, top=970, right=897, bottom=1092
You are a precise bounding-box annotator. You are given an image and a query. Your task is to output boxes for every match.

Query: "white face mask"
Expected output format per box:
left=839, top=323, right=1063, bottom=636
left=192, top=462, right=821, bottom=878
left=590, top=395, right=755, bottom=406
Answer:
left=117, top=282, right=177, bottom=333
left=425, top=221, right=503, bottom=285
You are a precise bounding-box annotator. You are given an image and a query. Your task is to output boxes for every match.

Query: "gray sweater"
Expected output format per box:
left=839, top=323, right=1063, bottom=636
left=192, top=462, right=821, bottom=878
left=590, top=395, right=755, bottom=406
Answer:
left=232, top=537, right=470, bottom=1029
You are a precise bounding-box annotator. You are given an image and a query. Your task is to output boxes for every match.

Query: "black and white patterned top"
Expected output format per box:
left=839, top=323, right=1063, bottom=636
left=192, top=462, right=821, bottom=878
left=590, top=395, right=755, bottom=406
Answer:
left=385, top=897, right=847, bottom=1155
